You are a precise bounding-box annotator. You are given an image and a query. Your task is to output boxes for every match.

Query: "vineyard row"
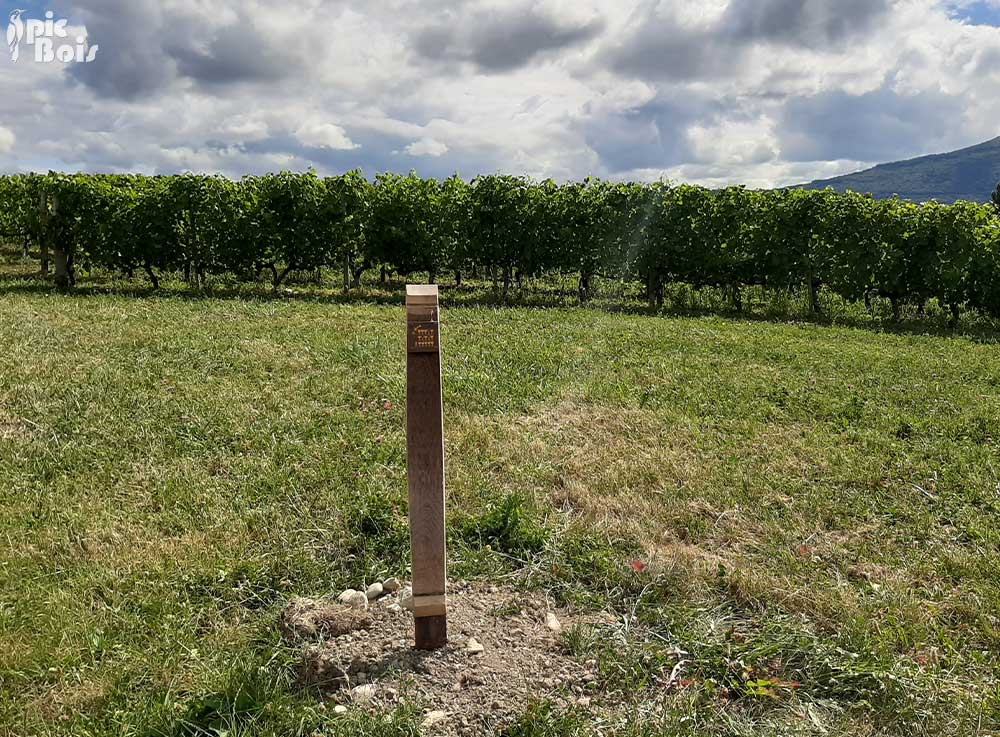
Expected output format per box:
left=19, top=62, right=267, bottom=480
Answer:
left=1, top=172, right=999, bottom=321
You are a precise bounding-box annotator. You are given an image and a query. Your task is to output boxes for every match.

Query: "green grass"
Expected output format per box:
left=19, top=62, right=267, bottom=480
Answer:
left=1, top=255, right=999, bottom=736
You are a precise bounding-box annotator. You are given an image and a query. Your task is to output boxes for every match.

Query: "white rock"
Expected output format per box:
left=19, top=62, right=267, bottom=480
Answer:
left=339, top=590, right=369, bottom=611
left=333, top=705, right=348, bottom=715
left=382, top=577, right=401, bottom=593
left=350, top=684, right=376, bottom=703
left=421, top=710, right=448, bottom=729
left=466, top=637, right=485, bottom=655
left=577, top=696, right=591, bottom=708
left=387, top=602, right=402, bottom=614
left=366, top=582, right=384, bottom=601
left=545, top=612, right=562, bottom=634
left=400, top=586, right=414, bottom=611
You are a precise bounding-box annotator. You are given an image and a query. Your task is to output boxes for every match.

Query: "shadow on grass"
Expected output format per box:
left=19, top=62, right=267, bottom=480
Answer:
left=2, top=267, right=999, bottom=345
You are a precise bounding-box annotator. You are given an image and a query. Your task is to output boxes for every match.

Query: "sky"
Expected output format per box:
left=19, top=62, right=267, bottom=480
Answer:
left=0, top=0, right=999, bottom=188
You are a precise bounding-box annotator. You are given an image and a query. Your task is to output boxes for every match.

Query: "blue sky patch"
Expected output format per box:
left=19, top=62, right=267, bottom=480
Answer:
left=949, top=1, right=1000, bottom=26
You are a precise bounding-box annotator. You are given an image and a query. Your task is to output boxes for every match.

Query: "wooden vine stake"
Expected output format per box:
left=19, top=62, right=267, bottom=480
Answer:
left=405, top=285, right=448, bottom=650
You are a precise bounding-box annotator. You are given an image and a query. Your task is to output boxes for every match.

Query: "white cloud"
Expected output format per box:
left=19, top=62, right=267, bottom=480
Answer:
left=0, top=1, right=996, bottom=186
left=687, top=117, right=779, bottom=167
left=404, top=138, right=449, bottom=157
left=0, top=128, right=14, bottom=154
left=295, top=122, right=360, bottom=151
left=221, top=117, right=270, bottom=142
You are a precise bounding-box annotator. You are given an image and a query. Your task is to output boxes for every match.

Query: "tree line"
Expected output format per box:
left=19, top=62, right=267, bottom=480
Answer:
left=2, top=171, right=999, bottom=323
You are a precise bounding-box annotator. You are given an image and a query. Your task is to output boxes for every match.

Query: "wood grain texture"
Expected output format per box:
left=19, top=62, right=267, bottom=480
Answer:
left=406, top=284, right=439, bottom=305
left=406, top=285, right=447, bottom=650
left=414, top=615, right=447, bottom=650
left=412, top=594, right=447, bottom=617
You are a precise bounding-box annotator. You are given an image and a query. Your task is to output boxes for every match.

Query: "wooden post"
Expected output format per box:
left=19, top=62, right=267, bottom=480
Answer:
left=405, top=284, right=448, bottom=650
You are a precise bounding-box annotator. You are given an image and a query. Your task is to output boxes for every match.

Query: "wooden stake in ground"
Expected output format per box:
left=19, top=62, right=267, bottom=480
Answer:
left=405, top=284, right=448, bottom=650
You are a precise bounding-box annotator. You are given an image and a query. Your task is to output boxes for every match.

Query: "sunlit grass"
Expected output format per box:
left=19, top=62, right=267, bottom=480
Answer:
left=0, top=251, right=998, bottom=735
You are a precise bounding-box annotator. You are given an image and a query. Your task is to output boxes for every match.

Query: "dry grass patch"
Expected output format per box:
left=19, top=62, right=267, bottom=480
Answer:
left=2, top=289, right=998, bottom=735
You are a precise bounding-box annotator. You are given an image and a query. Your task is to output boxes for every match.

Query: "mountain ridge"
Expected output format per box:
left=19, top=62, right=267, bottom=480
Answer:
left=797, top=136, right=1000, bottom=203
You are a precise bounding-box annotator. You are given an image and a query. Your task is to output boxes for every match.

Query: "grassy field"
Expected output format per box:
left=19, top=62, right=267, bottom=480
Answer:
left=1, top=256, right=999, bottom=735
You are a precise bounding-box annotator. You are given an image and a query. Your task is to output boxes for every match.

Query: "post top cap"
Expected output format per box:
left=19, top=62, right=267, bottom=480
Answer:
left=406, top=284, right=439, bottom=306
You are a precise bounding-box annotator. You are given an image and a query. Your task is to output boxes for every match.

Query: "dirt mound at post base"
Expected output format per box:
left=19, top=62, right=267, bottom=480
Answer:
left=280, top=597, right=372, bottom=640
left=287, top=581, right=614, bottom=736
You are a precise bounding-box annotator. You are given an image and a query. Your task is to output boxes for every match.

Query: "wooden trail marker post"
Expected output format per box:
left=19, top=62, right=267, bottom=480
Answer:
left=405, top=285, right=448, bottom=650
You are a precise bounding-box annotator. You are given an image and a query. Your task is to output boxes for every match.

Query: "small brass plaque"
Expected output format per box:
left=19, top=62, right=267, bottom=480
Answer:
left=407, top=322, right=439, bottom=353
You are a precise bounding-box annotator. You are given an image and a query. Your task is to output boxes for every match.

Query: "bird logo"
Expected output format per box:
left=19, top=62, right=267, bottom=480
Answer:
left=7, top=9, right=25, bottom=62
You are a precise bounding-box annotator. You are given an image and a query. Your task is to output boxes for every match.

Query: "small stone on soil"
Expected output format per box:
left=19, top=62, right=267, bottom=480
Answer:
left=366, top=582, right=385, bottom=600
left=339, top=590, right=370, bottom=611
left=383, top=577, right=401, bottom=593
left=350, top=684, right=377, bottom=703
left=422, top=710, right=448, bottom=729
left=545, top=612, right=562, bottom=634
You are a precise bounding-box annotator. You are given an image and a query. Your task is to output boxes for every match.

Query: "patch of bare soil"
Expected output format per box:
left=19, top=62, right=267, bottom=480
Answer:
left=282, top=581, right=614, bottom=736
